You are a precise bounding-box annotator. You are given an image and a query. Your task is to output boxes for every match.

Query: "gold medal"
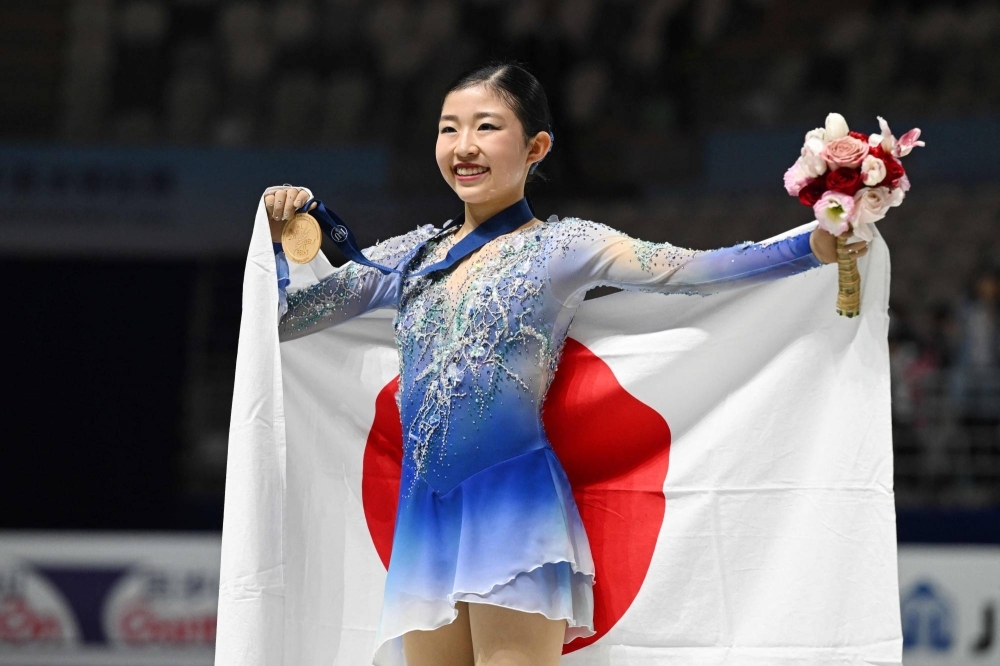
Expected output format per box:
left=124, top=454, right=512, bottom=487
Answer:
left=281, top=212, right=323, bottom=264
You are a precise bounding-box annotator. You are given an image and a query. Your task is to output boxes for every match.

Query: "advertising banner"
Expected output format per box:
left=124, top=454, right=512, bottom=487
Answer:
left=0, top=534, right=219, bottom=666
left=898, top=546, right=1000, bottom=666
left=0, top=144, right=387, bottom=256
left=0, top=534, right=995, bottom=665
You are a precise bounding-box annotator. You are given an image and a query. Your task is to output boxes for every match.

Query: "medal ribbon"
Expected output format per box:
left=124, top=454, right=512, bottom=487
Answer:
left=296, top=196, right=536, bottom=278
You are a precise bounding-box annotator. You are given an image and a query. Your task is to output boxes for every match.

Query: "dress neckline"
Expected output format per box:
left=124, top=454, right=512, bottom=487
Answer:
left=442, top=216, right=544, bottom=247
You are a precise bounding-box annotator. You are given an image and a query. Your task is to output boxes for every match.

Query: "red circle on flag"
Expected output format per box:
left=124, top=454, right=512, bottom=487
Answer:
left=362, top=337, right=672, bottom=652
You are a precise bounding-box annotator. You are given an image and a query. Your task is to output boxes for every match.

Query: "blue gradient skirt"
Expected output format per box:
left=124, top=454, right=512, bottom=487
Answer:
left=372, top=445, right=596, bottom=665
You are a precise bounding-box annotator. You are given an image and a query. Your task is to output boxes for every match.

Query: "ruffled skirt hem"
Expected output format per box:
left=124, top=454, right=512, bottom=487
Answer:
left=370, top=446, right=596, bottom=666
left=372, top=559, right=596, bottom=666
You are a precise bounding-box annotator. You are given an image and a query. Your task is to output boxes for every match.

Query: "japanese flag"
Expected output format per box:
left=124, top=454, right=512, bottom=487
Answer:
left=215, top=196, right=902, bottom=666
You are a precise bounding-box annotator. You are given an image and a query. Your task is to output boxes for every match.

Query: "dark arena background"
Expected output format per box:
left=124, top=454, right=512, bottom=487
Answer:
left=1, top=1, right=997, bottom=664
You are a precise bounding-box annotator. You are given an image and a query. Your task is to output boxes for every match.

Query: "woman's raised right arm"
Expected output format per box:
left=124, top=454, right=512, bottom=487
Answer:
left=261, top=184, right=442, bottom=341
left=274, top=223, right=439, bottom=342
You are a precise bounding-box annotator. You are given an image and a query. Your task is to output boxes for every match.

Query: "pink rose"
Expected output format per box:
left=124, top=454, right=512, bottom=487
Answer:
left=821, top=135, right=870, bottom=169
left=783, top=160, right=811, bottom=196
left=813, top=191, right=855, bottom=236
left=852, top=186, right=891, bottom=242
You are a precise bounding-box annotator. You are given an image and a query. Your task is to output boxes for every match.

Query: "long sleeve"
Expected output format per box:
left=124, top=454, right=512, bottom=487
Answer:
left=546, top=217, right=825, bottom=306
left=264, top=183, right=309, bottom=325
left=274, top=242, right=291, bottom=319
left=277, top=223, right=441, bottom=342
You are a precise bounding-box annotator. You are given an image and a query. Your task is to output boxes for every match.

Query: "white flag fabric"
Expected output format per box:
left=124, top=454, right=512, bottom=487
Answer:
left=216, top=196, right=902, bottom=666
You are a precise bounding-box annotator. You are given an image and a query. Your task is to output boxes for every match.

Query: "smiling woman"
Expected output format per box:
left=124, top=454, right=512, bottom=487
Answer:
left=259, top=58, right=865, bottom=666
left=434, top=64, right=554, bottom=246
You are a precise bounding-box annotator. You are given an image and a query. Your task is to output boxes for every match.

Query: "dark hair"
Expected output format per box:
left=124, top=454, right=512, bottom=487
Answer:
left=442, top=58, right=554, bottom=188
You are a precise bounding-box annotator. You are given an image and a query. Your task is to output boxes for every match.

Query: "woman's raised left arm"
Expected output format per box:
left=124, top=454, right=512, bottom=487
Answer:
left=546, top=218, right=830, bottom=306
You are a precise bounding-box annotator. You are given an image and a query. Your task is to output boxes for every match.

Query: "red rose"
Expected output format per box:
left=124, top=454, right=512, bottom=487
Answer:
left=880, top=155, right=905, bottom=187
left=869, top=144, right=887, bottom=160
left=825, top=167, right=864, bottom=196
left=849, top=131, right=869, bottom=142
left=798, top=178, right=827, bottom=207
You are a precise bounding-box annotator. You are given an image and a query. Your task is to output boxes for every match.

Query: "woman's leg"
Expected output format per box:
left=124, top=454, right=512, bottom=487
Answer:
left=401, top=600, right=475, bottom=666
left=467, top=602, right=567, bottom=666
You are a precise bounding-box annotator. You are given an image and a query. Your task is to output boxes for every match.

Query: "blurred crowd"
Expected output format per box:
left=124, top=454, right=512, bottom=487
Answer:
left=21, top=0, right=994, bottom=193
left=889, top=262, right=1000, bottom=506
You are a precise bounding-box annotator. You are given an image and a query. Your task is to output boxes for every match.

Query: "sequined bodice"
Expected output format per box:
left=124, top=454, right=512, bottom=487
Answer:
left=392, top=220, right=567, bottom=494
left=276, top=214, right=825, bottom=496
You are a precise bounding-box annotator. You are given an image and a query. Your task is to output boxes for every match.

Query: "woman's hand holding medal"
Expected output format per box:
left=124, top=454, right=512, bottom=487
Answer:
left=264, top=185, right=325, bottom=264
left=264, top=186, right=318, bottom=241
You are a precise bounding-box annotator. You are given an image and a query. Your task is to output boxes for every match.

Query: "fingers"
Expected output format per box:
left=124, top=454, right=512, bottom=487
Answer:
left=270, top=187, right=298, bottom=222
left=282, top=188, right=304, bottom=222
left=287, top=188, right=316, bottom=218
left=845, top=240, right=869, bottom=257
left=269, top=190, right=283, bottom=221
left=273, top=188, right=290, bottom=222
left=263, top=185, right=317, bottom=221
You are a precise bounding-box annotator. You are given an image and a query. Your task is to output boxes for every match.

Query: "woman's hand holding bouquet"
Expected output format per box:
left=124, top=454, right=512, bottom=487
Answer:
left=785, top=113, right=925, bottom=317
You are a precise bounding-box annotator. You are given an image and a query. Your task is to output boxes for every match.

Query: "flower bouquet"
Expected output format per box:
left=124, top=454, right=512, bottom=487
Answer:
left=784, top=113, right=924, bottom=317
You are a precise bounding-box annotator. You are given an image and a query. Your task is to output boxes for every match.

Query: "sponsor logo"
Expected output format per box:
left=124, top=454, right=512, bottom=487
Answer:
left=902, top=580, right=954, bottom=652
left=331, top=224, right=349, bottom=243
left=0, top=563, right=216, bottom=650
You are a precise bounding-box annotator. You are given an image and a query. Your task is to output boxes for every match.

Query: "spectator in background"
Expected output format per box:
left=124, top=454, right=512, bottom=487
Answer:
left=889, top=302, right=945, bottom=491
left=926, top=302, right=960, bottom=369
left=892, top=302, right=957, bottom=431
left=889, top=304, right=922, bottom=427
left=948, top=267, right=1000, bottom=426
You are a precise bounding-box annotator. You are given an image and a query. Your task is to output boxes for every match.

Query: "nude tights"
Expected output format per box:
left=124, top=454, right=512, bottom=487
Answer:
left=401, top=600, right=567, bottom=666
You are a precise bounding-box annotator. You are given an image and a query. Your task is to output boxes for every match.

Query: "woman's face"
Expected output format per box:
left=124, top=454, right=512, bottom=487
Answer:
left=436, top=84, right=547, bottom=205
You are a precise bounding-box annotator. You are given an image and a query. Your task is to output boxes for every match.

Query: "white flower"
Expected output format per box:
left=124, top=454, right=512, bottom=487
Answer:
left=813, top=191, right=855, bottom=236
left=889, top=187, right=905, bottom=208
left=852, top=186, right=892, bottom=242
left=877, top=116, right=895, bottom=153
left=860, top=155, right=887, bottom=187
left=805, top=127, right=827, bottom=144
left=825, top=112, right=849, bottom=141
left=799, top=137, right=828, bottom=177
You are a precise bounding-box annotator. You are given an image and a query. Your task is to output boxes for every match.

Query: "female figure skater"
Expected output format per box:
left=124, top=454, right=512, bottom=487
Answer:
left=261, top=60, right=868, bottom=666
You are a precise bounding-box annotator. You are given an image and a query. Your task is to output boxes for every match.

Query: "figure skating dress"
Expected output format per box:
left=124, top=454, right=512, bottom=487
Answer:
left=272, top=211, right=824, bottom=665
